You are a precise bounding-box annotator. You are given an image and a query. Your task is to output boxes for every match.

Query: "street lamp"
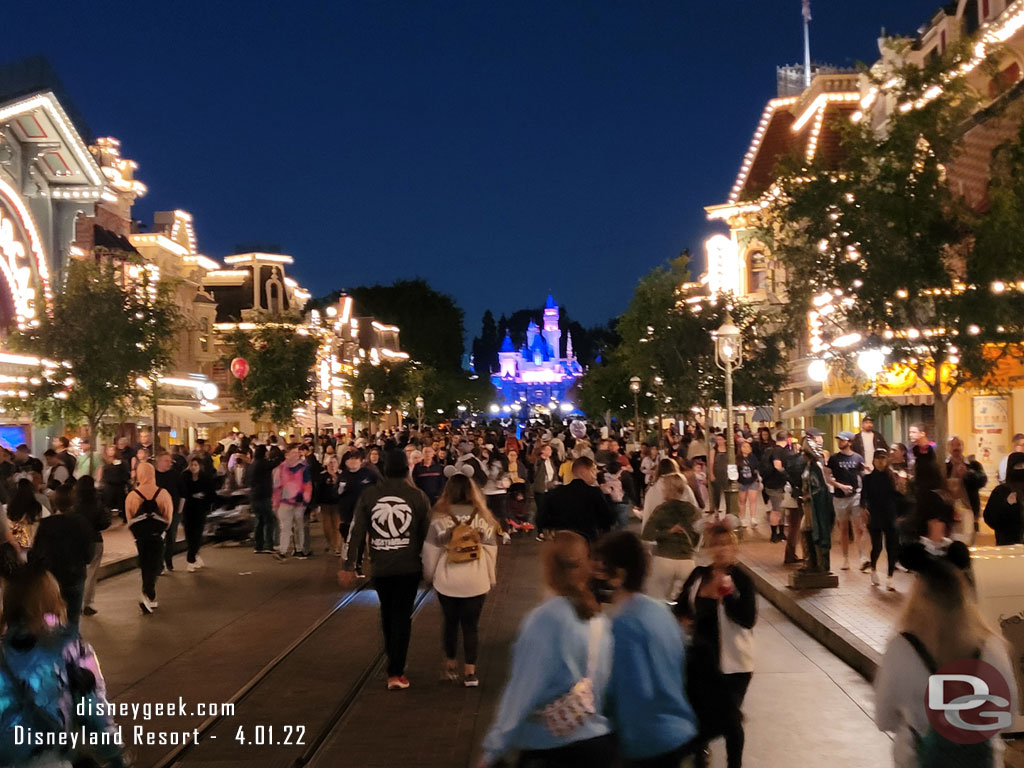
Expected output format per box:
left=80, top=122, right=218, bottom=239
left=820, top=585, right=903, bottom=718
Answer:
left=714, top=311, right=744, bottom=519
left=363, top=387, right=375, bottom=435
left=629, top=376, right=642, bottom=444
left=415, top=395, right=424, bottom=432
left=653, top=375, right=665, bottom=450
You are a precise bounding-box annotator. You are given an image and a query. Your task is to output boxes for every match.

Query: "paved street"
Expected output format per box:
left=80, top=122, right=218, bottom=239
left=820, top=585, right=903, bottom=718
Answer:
left=79, top=520, right=901, bottom=768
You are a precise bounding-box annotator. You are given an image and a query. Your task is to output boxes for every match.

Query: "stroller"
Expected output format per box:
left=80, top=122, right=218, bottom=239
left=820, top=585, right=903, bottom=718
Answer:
left=504, top=482, right=533, bottom=533
left=204, top=489, right=255, bottom=542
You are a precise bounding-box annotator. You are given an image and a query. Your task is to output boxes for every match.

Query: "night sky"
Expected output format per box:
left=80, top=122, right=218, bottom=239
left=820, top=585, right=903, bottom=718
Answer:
left=3, top=0, right=940, bottom=335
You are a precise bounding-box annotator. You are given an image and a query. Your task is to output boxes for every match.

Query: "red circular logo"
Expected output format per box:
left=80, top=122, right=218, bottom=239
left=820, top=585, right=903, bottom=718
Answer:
left=924, top=658, right=1012, bottom=744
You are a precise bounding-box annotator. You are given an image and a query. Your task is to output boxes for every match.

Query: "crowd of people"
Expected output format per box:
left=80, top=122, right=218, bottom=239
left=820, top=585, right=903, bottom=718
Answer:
left=0, top=413, right=1021, bottom=767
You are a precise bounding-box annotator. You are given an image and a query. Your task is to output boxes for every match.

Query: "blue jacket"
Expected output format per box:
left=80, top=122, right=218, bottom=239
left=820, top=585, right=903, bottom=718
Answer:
left=608, top=593, right=697, bottom=759
left=482, top=596, right=613, bottom=761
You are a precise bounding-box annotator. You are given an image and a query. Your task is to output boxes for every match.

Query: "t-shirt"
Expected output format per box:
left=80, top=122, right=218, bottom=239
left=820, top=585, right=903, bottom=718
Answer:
left=827, top=451, right=865, bottom=498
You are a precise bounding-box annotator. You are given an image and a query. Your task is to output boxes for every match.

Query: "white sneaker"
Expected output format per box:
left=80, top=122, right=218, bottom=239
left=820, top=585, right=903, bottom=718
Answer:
left=187, top=562, right=198, bottom=573
left=150, top=600, right=158, bottom=609
left=195, top=556, right=205, bottom=569
left=139, top=595, right=154, bottom=615
left=841, top=557, right=850, bottom=570
left=870, top=570, right=880, bottom=587
left=886, top=576, right=896, bottom=591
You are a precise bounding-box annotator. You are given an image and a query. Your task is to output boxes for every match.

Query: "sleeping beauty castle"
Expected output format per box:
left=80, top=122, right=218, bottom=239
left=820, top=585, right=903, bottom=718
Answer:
left=491, top=295, right=584, bottom=408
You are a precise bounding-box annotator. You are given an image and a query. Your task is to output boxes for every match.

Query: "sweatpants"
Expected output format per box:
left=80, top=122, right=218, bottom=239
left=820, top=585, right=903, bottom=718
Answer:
left=438, top=593, right=486, bottom=665
left=374, top=572, right=420, bottom=677
left=647, top=556, right=696, bottom=602
left=183, top=507, right=207, bottom=564
left=869, top=527, right=899, bottom=577
left=276, top=503, right=306, bottom=556
left=136, top=533, right=164, bottom=601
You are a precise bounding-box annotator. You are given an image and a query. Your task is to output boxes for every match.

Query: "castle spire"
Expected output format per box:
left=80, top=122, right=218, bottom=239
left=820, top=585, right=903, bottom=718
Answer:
left=566, top=331, right=575, bottom=361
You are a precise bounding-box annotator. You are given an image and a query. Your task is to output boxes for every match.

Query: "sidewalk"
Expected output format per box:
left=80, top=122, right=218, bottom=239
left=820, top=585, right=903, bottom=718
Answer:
left=97, top=520, right=187, bottom=580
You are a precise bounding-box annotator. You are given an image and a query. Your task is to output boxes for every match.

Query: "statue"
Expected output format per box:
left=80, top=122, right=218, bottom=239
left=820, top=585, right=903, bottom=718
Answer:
left=789, top=435, right=839, bottom=589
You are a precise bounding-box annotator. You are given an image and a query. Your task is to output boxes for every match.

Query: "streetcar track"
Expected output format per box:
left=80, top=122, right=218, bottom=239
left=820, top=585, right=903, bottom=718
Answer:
left=290, top=588, right=433, bottom=768
left=152, top=577, right=377, bottom=768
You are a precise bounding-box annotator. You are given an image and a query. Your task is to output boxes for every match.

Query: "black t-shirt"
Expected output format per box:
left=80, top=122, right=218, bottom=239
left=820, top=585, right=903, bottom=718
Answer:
left=827, top=451, right=865, bottom=497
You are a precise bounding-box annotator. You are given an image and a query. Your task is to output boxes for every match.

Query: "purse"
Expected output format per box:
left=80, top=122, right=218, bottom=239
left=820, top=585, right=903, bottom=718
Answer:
left=538, top=615, right=605, bottom=738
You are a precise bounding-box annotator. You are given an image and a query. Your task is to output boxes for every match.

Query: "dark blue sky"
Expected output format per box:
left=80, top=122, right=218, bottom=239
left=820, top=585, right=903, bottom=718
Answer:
left=4, top=0, right=939, bottom=335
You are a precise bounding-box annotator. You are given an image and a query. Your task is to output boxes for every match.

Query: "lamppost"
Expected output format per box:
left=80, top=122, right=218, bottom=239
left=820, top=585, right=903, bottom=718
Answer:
left=363, top=387, right=375, bottom=436
left=653, top=375, right=664, bottom=450
left=629, top=376, right=642, bottom=444
left=415, top=395, right=424, bottom=432
left=714, top=311, right=743, bottom=519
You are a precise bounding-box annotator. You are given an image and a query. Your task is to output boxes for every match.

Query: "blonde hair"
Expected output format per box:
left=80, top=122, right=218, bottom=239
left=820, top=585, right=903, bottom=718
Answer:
left=660, top=473, right=690, bottom=501
left=432, top=473, right=498, bottom=528
left=1, top=565, right=66, bottom=637
left=543, top=531, right=598, bottom=620
left=899, top=561, right=993, bottom=667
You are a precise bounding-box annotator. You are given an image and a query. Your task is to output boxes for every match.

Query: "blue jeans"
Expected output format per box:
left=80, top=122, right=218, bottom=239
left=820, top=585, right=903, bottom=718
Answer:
left=615, top=502, right=631, bottom=530
left=252, top=498, right=274, bottom=551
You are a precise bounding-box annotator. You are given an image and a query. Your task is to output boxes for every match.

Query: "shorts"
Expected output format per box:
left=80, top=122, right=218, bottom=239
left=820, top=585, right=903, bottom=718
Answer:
left=765, top=487, right=786, bottom=511
left=833, top=495, right=862, bottom=523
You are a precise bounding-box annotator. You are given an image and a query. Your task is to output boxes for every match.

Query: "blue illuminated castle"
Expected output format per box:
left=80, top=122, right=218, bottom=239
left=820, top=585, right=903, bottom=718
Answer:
left=491, top=295, right=584, bottom=407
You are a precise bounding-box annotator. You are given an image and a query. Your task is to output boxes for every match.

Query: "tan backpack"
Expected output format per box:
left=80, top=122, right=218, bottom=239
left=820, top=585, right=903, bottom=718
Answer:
left=447, top=522, right=482, bottom=564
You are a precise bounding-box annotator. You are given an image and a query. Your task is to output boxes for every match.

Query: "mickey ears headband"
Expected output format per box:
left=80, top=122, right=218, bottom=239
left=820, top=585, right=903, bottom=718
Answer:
left=443, top=464, right=475, bottom=479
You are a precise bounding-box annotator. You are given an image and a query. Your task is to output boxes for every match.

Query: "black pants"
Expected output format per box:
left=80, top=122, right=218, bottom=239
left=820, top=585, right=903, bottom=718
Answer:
left=438, top=593, right=486, bottom=665
left=163, top=511, right=180, bottom=569
left=184, top=506, right=207, bottom=563
left=340, top=520, right=367, bottom=570
left=136, top=534, right=164, bottom=600
left=625, top=739, right=699, bottom=768
left=374, top=572, right=420, bottom=677
left=695, top=672, right=752, bottom=768
left=518, top=733, right=615, bottom=768
left=869, top=527, right=899, bottom=577
left=252, top=498, right=274, bottom=551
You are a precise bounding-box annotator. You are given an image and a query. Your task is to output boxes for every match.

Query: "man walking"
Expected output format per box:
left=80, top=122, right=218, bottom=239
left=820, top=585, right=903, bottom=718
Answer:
left=759, top=431, right=792, bottom=546
left=339, top=450, right=430, bottom=690
left=248, top=445, right=277, bottom=554
left=273, top=444, right=313, bottom=561
left=539, top=456, right=617, bottom=542
left=851, top=416, right=888, bottom=467
left=154, top=451, right=183, bottom=572
left=826, top=432, right=866, bottom=571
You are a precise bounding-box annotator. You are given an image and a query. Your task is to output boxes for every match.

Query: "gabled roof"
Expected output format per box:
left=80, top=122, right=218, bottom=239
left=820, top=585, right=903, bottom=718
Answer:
left=725, top=76, right=862, bottom=205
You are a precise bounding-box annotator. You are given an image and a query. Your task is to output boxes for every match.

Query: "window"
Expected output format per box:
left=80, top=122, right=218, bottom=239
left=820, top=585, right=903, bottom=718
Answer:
left=747, top=250, right=767, bottom=294
left=199, top=318, right=209, bottom=353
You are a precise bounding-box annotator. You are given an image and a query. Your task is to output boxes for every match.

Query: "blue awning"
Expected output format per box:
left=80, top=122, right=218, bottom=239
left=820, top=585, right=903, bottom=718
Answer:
left=816, top=397, right=860, bottom=414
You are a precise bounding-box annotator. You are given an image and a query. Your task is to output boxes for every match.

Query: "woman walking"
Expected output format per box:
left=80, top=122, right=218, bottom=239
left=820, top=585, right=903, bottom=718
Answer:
left=478, top=531, right=613, bottom=768
left=875, top=546, right=1015, bottom=767
left=861, top=449, right=902, bottom=590
left=126, top=461, right=173, bottom=614
left=318, top=456, right=343, bottom=556
left=737, top=440, right=760, bottom=530
left=674, top=524, right=757, bottom=768
left=422, top=473, right=498, bottom=687
left=73, top=475, right=110, bottom=616
left=6, top=478, right=46, bottom=558
left=181, top=457, right=216, bottom=572
left=641, top=474, right=699, bottom=600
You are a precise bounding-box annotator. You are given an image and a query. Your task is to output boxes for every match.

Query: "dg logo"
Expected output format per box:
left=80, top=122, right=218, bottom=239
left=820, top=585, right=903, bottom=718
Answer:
left=371, top=496, right=414, bottom=539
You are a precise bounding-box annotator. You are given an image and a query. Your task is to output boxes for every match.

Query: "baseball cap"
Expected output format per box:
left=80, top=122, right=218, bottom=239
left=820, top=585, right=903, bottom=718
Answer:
left=837, top=431, right=855, bottom=441
left=805, top=428, right=823, bottom=438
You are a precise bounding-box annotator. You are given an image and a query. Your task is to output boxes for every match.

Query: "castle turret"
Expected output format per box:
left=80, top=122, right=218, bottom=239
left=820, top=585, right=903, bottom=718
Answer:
left=566, top=331, right=575, bottom=361
left=542, top=294, right=561, bottom=359
left=498, top=333, right=517, bottom=378
left=526, top=319, right=539, bottom=349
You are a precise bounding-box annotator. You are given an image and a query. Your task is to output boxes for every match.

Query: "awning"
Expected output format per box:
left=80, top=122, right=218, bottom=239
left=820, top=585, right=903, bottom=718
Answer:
left=781, top=391, right=832, bottom=421
left=752, top=406, right=774, bottom=422
left=816, top=397, right=860, bottom=414
left=159, top=404, right=223, bottom=425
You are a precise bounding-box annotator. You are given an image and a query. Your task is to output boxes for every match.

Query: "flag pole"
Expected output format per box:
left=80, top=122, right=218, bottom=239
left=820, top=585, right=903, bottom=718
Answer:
left=803, top=0, right=812, bottom=87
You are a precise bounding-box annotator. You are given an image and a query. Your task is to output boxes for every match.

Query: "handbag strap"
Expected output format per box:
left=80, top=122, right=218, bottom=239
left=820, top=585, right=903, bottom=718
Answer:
left=584, top=616, right=604, bottom=680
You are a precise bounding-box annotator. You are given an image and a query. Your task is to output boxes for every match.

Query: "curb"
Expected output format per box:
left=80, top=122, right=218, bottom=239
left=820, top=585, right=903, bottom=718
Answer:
left=97, top=538, right=195, bottom=582
left=737, top=558, right=881, bottom=681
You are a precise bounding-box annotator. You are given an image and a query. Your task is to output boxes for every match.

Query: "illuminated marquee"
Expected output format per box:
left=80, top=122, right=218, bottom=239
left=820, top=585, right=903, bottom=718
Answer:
left=0, top=177, right=50, bottom=328
left=704, top=234, right=740, bottom=296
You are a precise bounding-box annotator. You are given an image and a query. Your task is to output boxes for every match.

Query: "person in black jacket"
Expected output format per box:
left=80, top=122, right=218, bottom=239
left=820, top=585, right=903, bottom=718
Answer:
left=338, top=449, right=378, bottom=575
left=538, top=457, right=616, bottom=541
left=30, top=485, right=95, bottom=628
left=318, top=457, right=343, bottom=556
left=673, top=523, right=756, bottom=768
left=983, top=451, right=1024, bottom=546
left=181, top=458, right=216, bottom=571
left=155, top=452, right=183, bottom=570
left=72, top=476, right=110, bottom=617
left=861, top=449, right=902, bottom=590
left=248, top=445, right=277, bottom=554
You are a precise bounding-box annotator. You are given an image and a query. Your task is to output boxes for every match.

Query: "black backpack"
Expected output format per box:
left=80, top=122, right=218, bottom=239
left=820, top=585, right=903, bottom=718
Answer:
left=128, top=489, right=168, bottom=540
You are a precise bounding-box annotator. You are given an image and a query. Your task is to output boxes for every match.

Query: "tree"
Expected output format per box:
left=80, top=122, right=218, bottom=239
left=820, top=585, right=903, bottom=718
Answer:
left=762, top=53, right=1024, bottom=459
left=576, top=351, right=649, bottom=424
left=471, top=310, right=499, bottom=376
left=312, top=279, right=465, bottom=372
left=223, top=318, right=319, bottom=426
left=614, top=254, right=789, bottom=419
left=8, top=258, right=181, bottom=442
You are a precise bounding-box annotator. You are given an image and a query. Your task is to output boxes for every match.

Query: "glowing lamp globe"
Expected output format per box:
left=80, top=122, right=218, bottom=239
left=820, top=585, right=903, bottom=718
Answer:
left=230, top=357, right=250, bottom=379
left=807, top=359, right=829, bottom=383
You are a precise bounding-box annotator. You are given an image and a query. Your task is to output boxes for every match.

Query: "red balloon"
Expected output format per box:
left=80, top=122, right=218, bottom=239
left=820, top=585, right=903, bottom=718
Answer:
left=230, top=357, right=250, bottom=379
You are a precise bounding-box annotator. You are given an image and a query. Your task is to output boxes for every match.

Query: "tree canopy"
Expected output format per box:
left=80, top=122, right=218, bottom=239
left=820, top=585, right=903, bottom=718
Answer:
left=8, top=258, right=181, bottom=439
